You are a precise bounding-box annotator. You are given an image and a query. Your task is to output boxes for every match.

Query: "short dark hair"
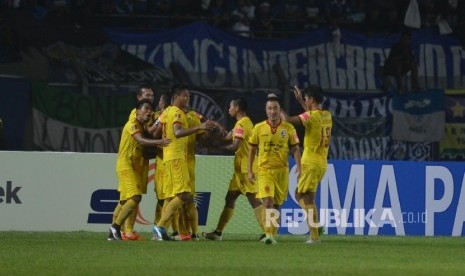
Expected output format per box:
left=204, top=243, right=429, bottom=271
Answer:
left=136, top=99, right=154, bottom=110
left=136, top=84, right=152, bottom=97
left=171, top=85, right=189, bottom=97
left=302, top=85, right=324, bottom=104
left=231, top=97, right=247, bottom=111
left=266, top=93, right=281, bottom=106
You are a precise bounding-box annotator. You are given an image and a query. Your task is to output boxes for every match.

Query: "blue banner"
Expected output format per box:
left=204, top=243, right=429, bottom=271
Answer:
left=105, top=22, right=465, bottom=90
left=281, top=159, right=465, bottom=236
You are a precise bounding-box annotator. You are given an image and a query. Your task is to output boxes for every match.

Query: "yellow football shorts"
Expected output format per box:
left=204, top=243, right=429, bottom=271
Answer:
left=256, top=167, right=289, bottom=205
left=164, top=159, right=191, bottom=197
left=297, top=164, right=327, bottom=193
left=228, top=172, right=258, bottom=195
left=116, top=169, right=142, bottom=200
left=154, top=160, right=167, bottom=200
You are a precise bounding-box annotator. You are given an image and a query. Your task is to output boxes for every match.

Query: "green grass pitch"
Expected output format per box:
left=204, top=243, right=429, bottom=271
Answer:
left=1, top=232, right=465, bottom=275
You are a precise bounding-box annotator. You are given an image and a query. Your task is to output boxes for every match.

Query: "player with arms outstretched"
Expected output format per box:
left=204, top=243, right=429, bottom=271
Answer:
left=282, top=85, right=332, bottom=244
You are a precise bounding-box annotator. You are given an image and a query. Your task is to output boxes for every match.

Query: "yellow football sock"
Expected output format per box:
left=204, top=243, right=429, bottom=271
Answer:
left=185, top=202, right=199, bottom=235
left=272, top=224, right=278, bottom=237
left=171, top=209, right=180, bottom=234
left=298, top=198, right=306, bottom=210
left=112, top=202, right=123, bottom=224
left=116, top=199, right=137, bottom=226
left=306, top=203, right=319, bottom=241
left=216, top=207, right=234, bottom=232
left=178, top=207, right=189, bottom=235
left=264, top=207, right=279, bottom=236
left=124, top=206, right=138, bottom=233
left=253, top=205, right=265, bottom=232
left=154, top=202, right=162, bottom=225
left=158, top=197, right=183, bottom=228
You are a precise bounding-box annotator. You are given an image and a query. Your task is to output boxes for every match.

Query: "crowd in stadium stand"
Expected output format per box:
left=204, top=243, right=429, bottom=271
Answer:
left=1, top=0, right=464, bottom=40
left=0, top=0, right=464, bottom=70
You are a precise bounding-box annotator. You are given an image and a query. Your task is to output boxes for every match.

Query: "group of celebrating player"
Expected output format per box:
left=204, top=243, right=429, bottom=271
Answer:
left=108, top=84, right=333, bottom=245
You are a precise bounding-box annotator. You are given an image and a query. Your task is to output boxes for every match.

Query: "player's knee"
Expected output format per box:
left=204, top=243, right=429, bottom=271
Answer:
left=246, top=193, right=261, bottom=208
left=132, top=195, right=142, bottom=203
left=262, top=197, right=274, bottom=208
left=224, top=192, right=239, bottom=208
left=177, top=192, right=191, bottom=202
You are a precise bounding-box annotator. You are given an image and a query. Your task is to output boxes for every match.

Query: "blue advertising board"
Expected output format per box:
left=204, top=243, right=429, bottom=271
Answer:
left=281, top=159, right=465, bottom=236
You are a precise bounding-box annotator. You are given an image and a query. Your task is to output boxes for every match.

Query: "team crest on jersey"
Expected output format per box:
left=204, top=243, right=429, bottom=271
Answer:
left=280, top=129, right=287, bottom=138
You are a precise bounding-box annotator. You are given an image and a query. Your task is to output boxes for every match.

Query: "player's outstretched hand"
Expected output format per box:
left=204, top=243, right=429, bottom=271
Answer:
left=159, top=138, right=171, bottom=147
left=293, top=85, right=304, bottom=102
left=200, top=120, right=217, bottom=131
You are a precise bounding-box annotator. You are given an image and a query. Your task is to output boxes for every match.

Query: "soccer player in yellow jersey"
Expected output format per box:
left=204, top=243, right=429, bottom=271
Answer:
left=168, top=108, right=207, bottom=241
left=281, top=85, right=332, bottom=244
left=248, top=94, right=301, bottom=245
left=153, top=86, right=215, bottom=241
left=118, top=85, right=156, bottom=241
left=203, top=97, right=265, bottom=241
left=152, top=93, right=169, bottom=230
left=109, top=99, right=170, bottom=241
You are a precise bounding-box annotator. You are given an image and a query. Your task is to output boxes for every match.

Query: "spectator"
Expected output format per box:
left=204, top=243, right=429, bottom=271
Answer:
left=252, top=1, right=274, bottom=38
left=303, top=0, right=323, bottom=31
left=208, top=0, right=230, bottom=28
left=276, top=0, right=305, bottom=37
left=231, top=10, right=251, bottom=37
left=382, top=30, right=423, bottom=94
left=230, top=0, right=256, bottom=21
left=324, top=0, right=349, bottom=30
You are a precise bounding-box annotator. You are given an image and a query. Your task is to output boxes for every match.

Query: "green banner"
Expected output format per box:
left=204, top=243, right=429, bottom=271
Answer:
left=32, top=82, right=134, bottom=128
left=32, top=82, right=135, bottom=152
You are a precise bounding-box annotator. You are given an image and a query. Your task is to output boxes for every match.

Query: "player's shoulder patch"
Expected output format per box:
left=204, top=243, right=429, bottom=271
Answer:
left=299, top=111, right=310, bottom=121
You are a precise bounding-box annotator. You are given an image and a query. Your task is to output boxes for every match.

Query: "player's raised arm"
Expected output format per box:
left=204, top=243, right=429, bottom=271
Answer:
left=281, top=109, right=302, bottom=126
left=293, top=85, right=308, bottom=111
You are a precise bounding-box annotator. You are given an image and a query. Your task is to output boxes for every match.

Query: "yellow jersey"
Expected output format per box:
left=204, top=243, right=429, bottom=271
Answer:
left=233, top=116, right=254, bottom=173
left=249, top=120, right=299, bottom=169
left=116, top=116, right=144, bottom=172
left=298, top=110, right=332, bottom=167
left=186, top=110, right=204, bottom=161
left=160, top=105, right=188, bottom=162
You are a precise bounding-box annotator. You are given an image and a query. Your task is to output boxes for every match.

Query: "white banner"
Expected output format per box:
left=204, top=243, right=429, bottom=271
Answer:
left=0, top=152, right=258, bottom=234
